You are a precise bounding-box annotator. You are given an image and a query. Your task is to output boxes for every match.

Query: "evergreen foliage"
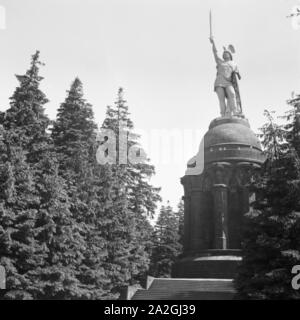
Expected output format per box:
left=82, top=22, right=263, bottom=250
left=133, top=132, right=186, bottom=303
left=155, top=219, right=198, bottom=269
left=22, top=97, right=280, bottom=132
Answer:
left=0, top=52, right=179, bottom=300
left=51, top=78, right=113, bottom=299
left=99, top=88, right=160, bottom=292
left=235, top=108, right=300, bottom=300
left=0, top=52, right=86, bottom=299
left=149, top=203, right=183, bottom=278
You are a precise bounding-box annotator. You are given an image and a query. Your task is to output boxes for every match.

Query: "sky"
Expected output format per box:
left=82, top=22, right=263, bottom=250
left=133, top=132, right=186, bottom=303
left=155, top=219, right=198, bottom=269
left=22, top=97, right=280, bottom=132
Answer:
left=1, top=0, right=300, bottom=210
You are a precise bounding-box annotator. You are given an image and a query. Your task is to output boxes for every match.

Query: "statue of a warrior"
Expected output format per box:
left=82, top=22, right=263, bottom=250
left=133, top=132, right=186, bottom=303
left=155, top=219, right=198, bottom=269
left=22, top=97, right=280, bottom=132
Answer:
left=209, top=37, right=243, bottom=117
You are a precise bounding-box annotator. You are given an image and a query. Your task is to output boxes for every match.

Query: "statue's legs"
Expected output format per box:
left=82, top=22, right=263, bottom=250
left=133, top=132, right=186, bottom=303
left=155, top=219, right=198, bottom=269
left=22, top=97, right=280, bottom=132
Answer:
left=225, top=86, right=237, bottom=116
left=216, top=87, right=226, bottom=117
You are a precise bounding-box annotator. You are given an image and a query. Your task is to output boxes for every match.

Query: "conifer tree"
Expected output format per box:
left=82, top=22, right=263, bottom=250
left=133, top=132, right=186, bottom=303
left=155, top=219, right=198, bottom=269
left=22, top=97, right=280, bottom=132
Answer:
left=51, top=78, right=97, bottom=183
left=99, top=88, right=160, bottom=291
left=235, top=110, right=300, bottom=300
left=0, top=52, right=86, bottom=299
left=0, top=133, right=41, bottom=299
left=101, top=88, right=161, bottom=217
left=149, top=204, right=182, bottom=278
left=51, top=78, right=113, bottom=299
left=176, top=200, right=184, bottom=247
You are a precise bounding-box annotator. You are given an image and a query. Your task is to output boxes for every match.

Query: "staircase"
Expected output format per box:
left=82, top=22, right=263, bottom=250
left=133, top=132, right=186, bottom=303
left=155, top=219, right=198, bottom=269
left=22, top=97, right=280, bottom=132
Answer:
left=130, top=278, right=236, bottom=300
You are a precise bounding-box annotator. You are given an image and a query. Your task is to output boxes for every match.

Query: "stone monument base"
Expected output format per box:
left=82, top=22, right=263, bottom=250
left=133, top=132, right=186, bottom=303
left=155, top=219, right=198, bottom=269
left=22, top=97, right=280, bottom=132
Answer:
left=172, top=250, right=242, bottom=279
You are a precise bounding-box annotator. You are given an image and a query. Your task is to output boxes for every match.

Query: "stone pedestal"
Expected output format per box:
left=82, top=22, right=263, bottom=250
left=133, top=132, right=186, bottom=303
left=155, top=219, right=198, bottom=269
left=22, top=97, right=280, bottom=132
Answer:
left=172, top=117, right=265, bottom=279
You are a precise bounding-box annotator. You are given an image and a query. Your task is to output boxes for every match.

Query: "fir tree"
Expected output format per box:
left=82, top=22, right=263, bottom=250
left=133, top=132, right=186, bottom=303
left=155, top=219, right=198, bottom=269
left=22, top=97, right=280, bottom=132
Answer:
left=99, top=88, right=160, bottom=291
left=0, top=135, right=41, bottom=299
left=51, top=78, right=97, bottom=183
left=101, top=88, right=161, bottom=217
left=176, top=200, right=184, bottom=247
left=51, top=78, right=112, bottom=299
left=2, top=51, right=50, bottom=164
left=0, top=52, right=86, bottom=299
left=235, top=110, right=300, bottom=300
left=149, top=204, right=182, bottom=278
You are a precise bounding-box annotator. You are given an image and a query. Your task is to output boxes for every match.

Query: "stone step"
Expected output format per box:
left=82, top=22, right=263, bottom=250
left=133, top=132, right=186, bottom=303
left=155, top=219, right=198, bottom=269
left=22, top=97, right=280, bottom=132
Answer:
left=131, top=278, right=236, bottom=300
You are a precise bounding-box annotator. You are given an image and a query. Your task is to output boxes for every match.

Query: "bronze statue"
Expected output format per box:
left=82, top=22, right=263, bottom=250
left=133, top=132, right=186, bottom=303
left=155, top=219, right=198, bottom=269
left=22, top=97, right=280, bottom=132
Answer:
left=209, top=11, right=242, bottom=117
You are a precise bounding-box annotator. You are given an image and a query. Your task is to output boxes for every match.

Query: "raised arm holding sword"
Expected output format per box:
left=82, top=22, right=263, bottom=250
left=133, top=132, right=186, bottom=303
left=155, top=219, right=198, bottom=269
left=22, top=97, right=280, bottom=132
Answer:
left=209, top=10, right=243, bottom=118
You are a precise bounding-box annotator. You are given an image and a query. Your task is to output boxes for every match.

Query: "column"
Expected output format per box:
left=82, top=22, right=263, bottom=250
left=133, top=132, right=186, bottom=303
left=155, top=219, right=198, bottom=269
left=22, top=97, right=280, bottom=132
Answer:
left=212, top=184, right=229, bottom=250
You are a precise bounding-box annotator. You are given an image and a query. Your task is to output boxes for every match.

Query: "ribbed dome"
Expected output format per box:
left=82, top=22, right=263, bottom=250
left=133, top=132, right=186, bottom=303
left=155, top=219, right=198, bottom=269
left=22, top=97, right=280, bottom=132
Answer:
left=203, top=117, right=265, bottom=165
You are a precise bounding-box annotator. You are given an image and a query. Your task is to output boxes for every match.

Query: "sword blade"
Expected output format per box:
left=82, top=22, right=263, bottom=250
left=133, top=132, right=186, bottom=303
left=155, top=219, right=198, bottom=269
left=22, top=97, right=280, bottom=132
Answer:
left=209, top=10, right=213, bottom=38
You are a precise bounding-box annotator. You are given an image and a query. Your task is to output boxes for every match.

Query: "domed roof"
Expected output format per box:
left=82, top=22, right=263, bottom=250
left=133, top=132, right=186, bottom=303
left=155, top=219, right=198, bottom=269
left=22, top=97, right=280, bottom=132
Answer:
left=203, top=117, right=265, bottom=165
left=205, top=117, right=261, bottom=150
